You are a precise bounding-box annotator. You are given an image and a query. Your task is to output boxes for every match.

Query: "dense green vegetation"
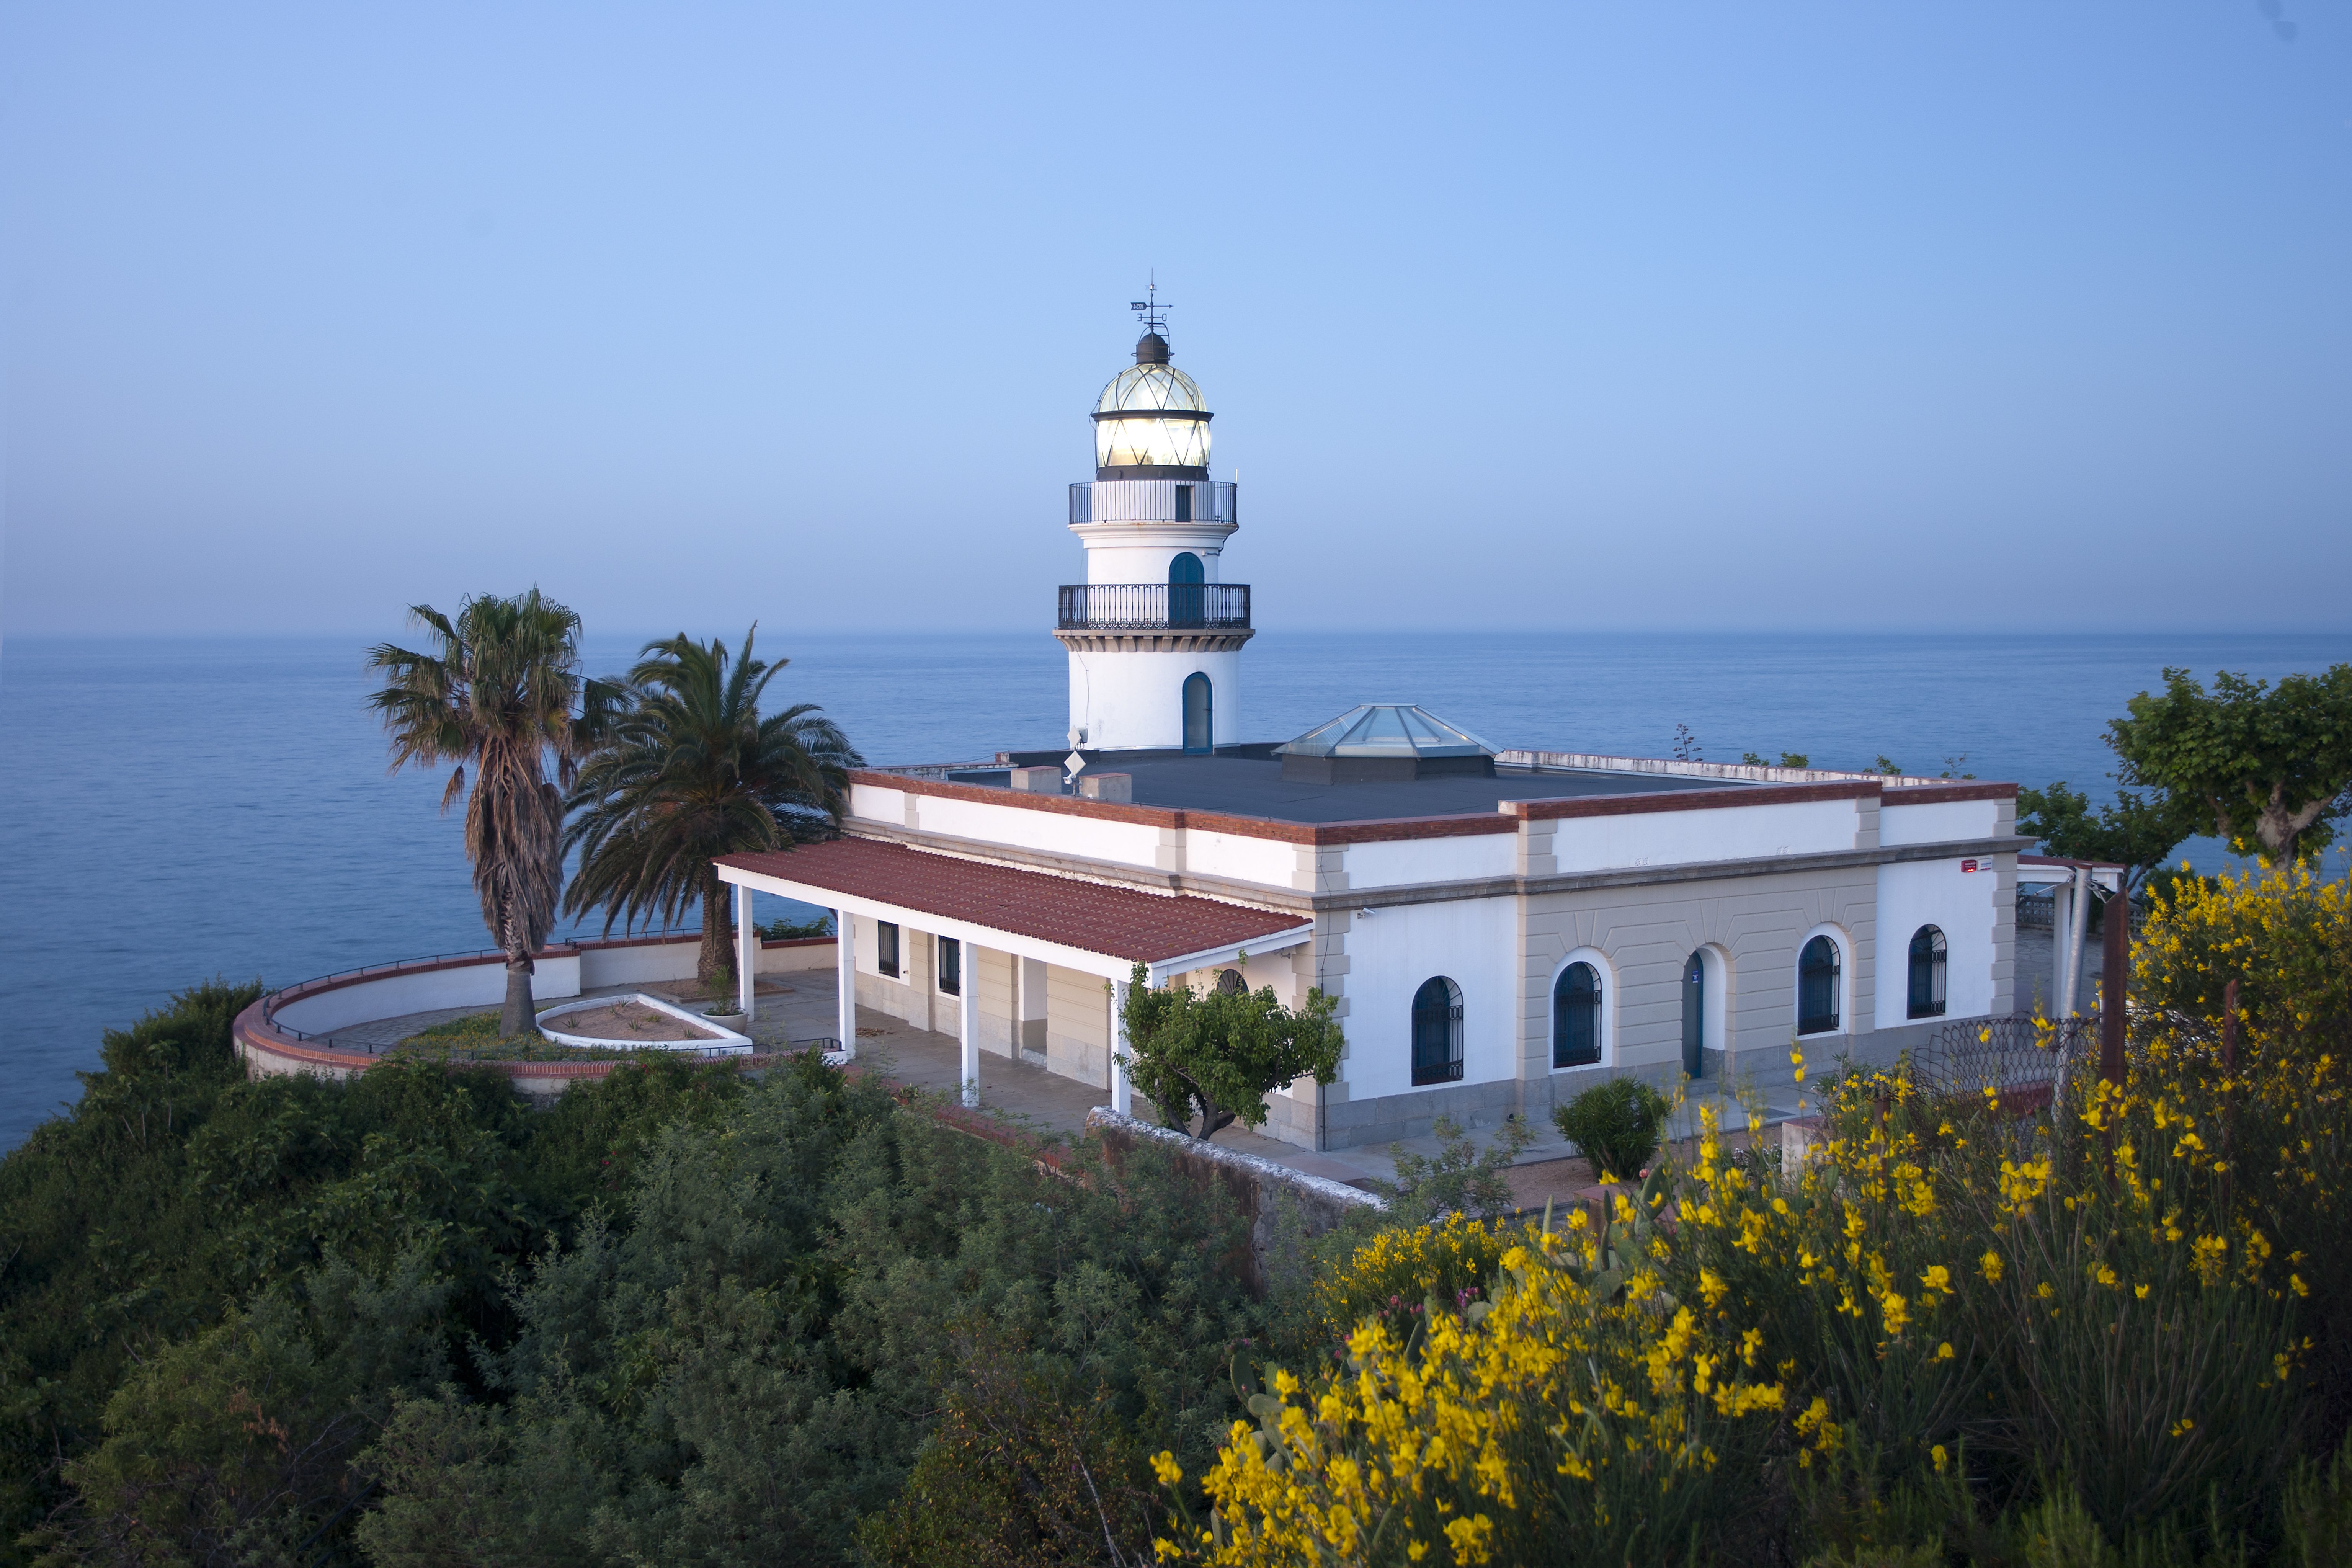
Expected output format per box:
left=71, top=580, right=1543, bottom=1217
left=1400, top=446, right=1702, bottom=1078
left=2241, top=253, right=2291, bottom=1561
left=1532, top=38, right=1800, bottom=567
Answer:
left=0, top=983, right=1267, bottom=1566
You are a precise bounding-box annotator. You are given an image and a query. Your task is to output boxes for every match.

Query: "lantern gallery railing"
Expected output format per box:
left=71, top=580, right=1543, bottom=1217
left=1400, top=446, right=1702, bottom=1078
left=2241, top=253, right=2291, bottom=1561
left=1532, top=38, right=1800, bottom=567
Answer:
left=1068, top=481, right=1238, bottom=526
left=1057, top=583, right=1251, bottom=631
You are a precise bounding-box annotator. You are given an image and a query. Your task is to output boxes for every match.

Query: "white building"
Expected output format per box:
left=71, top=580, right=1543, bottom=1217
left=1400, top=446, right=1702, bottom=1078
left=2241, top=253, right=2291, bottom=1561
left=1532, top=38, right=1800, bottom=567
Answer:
left=717, top=313, right=2036, bottom=1151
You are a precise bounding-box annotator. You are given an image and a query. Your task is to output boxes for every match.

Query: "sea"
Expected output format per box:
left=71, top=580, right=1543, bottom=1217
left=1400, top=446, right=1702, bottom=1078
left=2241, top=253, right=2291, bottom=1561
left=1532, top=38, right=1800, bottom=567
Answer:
left=3, top=629, right=2345, bottom=1152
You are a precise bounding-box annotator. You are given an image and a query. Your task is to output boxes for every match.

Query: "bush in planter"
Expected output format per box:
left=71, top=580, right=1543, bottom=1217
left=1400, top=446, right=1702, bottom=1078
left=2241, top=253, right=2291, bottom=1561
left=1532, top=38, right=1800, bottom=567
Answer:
left=1553, top=1077, right=1669, bottom=1183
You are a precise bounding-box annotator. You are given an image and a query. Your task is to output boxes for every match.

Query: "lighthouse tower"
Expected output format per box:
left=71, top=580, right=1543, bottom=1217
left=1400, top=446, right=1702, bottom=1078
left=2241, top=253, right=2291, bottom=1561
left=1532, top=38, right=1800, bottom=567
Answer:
left=1056, top=298, right=1248, bottom=753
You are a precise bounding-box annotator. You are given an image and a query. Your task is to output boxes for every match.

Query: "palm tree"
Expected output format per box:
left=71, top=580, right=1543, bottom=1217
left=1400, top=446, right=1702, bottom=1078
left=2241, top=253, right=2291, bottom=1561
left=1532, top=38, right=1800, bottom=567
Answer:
left=366, top=591, right=619, bottom=1036
left=562, top=626, right=861, bottom=987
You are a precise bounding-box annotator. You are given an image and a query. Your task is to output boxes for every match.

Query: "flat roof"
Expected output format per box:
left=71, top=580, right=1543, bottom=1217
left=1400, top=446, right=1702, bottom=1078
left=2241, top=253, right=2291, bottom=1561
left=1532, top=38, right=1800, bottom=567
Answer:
left=944, top=753, right=1730, bottom=826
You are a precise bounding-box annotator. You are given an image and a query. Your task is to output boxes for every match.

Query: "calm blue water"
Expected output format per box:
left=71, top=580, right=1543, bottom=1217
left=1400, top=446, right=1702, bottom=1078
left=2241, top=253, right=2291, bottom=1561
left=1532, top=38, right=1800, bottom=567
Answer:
left=3, top=630, right=2345, bottom=1150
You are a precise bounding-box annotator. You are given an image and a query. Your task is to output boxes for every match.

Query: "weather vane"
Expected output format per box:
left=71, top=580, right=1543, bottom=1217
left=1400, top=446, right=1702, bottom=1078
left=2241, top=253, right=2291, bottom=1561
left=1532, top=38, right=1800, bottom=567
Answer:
left=1129, top=276, right=1169, bottom=338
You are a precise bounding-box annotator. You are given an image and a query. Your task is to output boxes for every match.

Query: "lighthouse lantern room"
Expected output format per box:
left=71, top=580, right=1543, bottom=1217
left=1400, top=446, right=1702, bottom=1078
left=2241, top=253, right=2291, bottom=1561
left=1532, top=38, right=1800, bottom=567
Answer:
left=1056, top=295, right=1250, bottom=754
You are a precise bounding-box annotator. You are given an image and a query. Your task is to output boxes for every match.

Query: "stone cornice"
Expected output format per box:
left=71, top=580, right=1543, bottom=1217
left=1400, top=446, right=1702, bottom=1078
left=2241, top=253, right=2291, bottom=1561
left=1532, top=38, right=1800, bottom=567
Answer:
left=844, top=819, right=2037, bottom=918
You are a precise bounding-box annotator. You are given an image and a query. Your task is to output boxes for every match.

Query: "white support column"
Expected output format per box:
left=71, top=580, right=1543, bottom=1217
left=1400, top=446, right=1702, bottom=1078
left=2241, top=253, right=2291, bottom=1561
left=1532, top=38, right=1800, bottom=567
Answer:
left=735, top=882, right=757, bottom=1020
left=836, top=910, right=857, bottom=1059
left=1111, top=977, right=1133, bottom=1116
left=959, top=958, right=981, bottom=1108
left=2059, top=866, right=2092, bottom=1018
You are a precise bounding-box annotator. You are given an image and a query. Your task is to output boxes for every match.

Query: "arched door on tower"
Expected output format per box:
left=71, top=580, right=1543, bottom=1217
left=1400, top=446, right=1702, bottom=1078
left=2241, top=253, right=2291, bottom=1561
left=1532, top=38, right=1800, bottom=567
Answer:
left=1182, top=673, right=1213, bottom=754
left=1169, top=551, right=1205, bottom=627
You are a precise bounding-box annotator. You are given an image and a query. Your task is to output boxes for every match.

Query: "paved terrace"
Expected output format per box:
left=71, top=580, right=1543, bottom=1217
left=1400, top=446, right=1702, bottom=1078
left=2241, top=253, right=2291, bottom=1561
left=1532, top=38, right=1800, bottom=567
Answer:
left=320, top=967, right=1805, bottom=1212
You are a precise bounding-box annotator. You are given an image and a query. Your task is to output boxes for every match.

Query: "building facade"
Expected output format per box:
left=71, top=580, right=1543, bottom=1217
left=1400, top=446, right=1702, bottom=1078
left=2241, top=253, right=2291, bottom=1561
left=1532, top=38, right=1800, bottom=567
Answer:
left=715, top=313, right=2028, bottom=1151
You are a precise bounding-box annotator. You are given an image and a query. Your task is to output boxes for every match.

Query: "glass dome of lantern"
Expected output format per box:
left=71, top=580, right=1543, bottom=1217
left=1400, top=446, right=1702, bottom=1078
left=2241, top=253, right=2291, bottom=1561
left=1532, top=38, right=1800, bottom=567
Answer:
left=1093, top=326, right=1213, bottom=478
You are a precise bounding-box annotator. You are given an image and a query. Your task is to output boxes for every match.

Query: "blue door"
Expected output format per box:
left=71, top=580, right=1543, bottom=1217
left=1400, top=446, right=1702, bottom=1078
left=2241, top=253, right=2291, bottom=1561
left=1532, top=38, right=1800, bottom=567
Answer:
left=1182, top=672, right=1212, bottom=753
left=1169, top=551, right=1205, bottom=627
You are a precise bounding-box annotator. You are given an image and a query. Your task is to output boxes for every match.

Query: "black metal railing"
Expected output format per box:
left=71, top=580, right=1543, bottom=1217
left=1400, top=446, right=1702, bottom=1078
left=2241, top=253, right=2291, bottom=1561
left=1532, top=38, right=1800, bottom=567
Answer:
left=1058, top=582, right=1250, bottom=631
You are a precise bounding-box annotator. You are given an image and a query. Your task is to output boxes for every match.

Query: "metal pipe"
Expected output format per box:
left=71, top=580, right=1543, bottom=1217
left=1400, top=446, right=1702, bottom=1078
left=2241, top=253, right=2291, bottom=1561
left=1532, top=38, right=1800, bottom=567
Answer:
left=2059, top=865, right=2093, bottom=1018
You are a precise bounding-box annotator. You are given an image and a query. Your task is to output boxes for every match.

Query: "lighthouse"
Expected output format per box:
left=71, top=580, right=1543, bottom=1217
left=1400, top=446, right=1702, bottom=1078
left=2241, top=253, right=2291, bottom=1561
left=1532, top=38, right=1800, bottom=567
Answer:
left=1056, top=297, right=1249, bottom=753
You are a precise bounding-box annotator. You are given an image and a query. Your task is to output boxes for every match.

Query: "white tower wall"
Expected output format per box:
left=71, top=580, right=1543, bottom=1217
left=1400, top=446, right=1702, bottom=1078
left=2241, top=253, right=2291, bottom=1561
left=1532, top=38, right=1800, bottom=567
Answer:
left=1067, top=645, right=1243, bottom=753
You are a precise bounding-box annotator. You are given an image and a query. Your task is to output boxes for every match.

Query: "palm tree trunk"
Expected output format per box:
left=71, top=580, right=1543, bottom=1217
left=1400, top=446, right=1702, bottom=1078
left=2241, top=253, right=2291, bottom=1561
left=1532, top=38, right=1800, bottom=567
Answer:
left=699, top=868, right=734, bottom=988
left=501, top=959, right=537, bottom=1037
left=500, top=899, right=537, bottom=1036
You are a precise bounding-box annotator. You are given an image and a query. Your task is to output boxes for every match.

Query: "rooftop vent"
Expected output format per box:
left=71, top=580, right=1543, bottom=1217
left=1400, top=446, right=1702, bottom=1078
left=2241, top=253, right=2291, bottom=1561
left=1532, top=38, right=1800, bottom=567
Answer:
left=1273, top=704, right=1498, bottom=784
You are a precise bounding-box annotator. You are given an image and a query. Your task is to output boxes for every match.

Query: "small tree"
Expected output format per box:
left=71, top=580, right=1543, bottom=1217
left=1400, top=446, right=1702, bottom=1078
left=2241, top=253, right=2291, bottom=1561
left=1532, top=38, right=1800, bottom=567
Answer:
left=2016, top=780, right=2198, bottom=898
left=1118, top=962, right=1343, bottom=1140
left=2110, top=665, right=2352, bottom=867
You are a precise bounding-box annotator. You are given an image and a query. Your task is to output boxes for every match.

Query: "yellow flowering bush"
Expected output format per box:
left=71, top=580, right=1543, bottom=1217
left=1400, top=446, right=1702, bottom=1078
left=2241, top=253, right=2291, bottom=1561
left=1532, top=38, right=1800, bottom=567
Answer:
left=1162, top=1218, right=1784, bottom=1565
left=2135, top=862, right=2352, bottom=1042
left=1161, top=869, right=2352, bottom=1562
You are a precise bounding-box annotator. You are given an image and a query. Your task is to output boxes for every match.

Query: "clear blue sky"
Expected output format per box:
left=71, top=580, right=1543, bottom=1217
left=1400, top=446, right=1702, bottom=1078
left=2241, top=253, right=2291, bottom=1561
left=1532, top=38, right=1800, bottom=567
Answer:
left=3, top=3, right=2346, bottom=638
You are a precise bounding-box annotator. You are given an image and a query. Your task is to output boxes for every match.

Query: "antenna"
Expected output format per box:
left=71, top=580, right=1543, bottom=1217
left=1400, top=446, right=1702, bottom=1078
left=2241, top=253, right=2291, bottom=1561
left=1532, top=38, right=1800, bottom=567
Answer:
left=1129, top=276, right=1169, bottom=339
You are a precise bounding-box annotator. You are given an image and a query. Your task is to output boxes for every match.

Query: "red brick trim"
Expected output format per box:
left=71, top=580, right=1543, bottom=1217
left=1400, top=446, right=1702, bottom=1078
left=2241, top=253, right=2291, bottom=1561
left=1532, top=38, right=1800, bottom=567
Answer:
left=233, top=995, right=793, bottom=1085
left=1505, top=781, right=1880, bottom=822
left=853, top=770, right=1519, bottom=845
left=1881, top=782, right=2018, bottom=805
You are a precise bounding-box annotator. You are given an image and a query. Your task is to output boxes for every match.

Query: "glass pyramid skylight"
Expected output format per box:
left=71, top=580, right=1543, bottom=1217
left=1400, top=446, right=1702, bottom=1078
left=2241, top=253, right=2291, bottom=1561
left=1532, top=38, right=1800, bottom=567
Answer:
left=1275, top=705, right=1496, bottom=761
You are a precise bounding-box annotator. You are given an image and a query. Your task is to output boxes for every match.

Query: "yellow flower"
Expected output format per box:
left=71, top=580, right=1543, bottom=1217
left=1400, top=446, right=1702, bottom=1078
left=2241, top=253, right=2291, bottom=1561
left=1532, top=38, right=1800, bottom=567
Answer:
left=1932, top=1443, right=1949, bottom=1473
left=1978, top=1251, right=2004, bottom=1283
left=1936, top=1342, right=1955, bottom=1361
left=1919, top=1264, right=1953, bottom=1295
left=1150, top=1450, right=1183, bottom=1487
left=1880, top=1291, right=1911, bottom=1335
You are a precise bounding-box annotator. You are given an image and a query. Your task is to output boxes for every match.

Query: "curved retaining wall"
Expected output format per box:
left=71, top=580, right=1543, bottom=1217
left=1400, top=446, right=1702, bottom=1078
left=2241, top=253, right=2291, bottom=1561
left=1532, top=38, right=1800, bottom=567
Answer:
left=233, top=933, right=836, bottom=1100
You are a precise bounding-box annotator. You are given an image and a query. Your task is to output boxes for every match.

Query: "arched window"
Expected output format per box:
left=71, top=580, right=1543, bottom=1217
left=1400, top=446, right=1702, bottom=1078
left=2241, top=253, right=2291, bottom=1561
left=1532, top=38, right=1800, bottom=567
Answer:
left=1908, top=925, right=1947, bottom=1019
left=1411, top=976, right=1464, bottom=1085
left=1682, top=950, right=1707, bottom=1078
left=1798, top=935, right=1841, bottom=1036
left=1552, top=962, right=1600, bottom=1068
left=1215, top=967, right=1246, bottom=995
left=1169, top=551, right=1205, bottom=627
left=1182, top=672, right=1213, bottom=754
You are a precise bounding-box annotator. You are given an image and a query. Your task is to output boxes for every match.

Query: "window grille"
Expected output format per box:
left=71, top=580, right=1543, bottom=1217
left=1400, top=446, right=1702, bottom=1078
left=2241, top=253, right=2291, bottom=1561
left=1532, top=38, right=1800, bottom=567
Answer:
left=1682, top=951, right=1707, bottom=1079
left=878, top=921, right=899, bottom=979
left=1412, top=976, right=1465, bottom=1085
left=1798, top=936, right=1841, bottom=1036
left=1553, top=962, right=1601, bottom=1068
left=1908, top=925, right=1947, bottom=1019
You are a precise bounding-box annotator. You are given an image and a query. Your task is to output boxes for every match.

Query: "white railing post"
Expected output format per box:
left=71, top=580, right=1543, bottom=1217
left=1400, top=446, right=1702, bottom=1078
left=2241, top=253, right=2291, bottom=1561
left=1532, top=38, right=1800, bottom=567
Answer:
left=735, top=882, right=756, bottom=1021
left=836, top=909, right=856, bottom=1059
left=1111, top=977, right=1133, bottom=1116
left=960, top=964, right=981, bottom=1108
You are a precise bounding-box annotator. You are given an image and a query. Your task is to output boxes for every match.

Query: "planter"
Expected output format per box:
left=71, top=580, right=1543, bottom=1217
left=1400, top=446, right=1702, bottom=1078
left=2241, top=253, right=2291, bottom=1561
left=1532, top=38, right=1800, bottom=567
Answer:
left=702, top=1011, right=750, bottom=1031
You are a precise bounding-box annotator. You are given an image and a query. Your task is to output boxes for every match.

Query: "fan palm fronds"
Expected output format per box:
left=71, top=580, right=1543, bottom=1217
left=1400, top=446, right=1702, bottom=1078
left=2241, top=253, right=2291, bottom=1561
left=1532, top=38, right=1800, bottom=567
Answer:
left=366, top=590, right=620, bottom=1034
left=562, top=626, right=861, bottom=986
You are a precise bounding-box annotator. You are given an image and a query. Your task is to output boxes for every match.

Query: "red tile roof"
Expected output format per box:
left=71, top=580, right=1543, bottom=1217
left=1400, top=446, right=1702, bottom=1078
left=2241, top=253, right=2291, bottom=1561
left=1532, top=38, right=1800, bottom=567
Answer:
left=717, top=838, right=1311, bottom=965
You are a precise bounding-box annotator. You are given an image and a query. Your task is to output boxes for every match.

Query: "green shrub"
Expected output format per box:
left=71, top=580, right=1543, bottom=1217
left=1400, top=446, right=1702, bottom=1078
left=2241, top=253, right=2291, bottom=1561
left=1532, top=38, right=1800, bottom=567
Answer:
left=1553, top=1076, right=1669, bottom=1181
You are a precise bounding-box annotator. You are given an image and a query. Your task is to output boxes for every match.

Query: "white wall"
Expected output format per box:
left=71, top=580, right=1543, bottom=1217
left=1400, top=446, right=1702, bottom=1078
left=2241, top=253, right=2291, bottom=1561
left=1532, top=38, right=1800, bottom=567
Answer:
left=1182, top=828, right=1297, bottom=885
left=1345, top=831, right=1517, bottom=889
left=273, top=953, right=582, bottom=1034
left=1067, top=644, right=1242, bottom=752
left=1548, top=797, right=1862, bottom=874
left=1333, top=895, right=1517, bottom=1101
left=913, top=792, right=1165, bottom=867
left=1873, top=858, right=1999, bottom=1027
left=1881, top=798, right=2002, bottom=847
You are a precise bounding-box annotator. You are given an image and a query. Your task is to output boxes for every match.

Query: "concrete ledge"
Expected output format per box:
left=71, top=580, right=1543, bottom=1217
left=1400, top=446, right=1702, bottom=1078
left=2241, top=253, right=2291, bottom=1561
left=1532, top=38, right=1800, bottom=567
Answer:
left=1086, top=1107, right=1382, bottom=1298
left=1086, top=1107, right=1384, bottom=1212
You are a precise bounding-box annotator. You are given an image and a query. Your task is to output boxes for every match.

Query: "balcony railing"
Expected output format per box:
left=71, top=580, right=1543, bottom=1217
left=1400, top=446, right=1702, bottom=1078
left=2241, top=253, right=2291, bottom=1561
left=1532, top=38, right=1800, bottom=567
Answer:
left=1069, top=480, right=1238, bottom=526
left=1058, top=583, right=1251, bottom=631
